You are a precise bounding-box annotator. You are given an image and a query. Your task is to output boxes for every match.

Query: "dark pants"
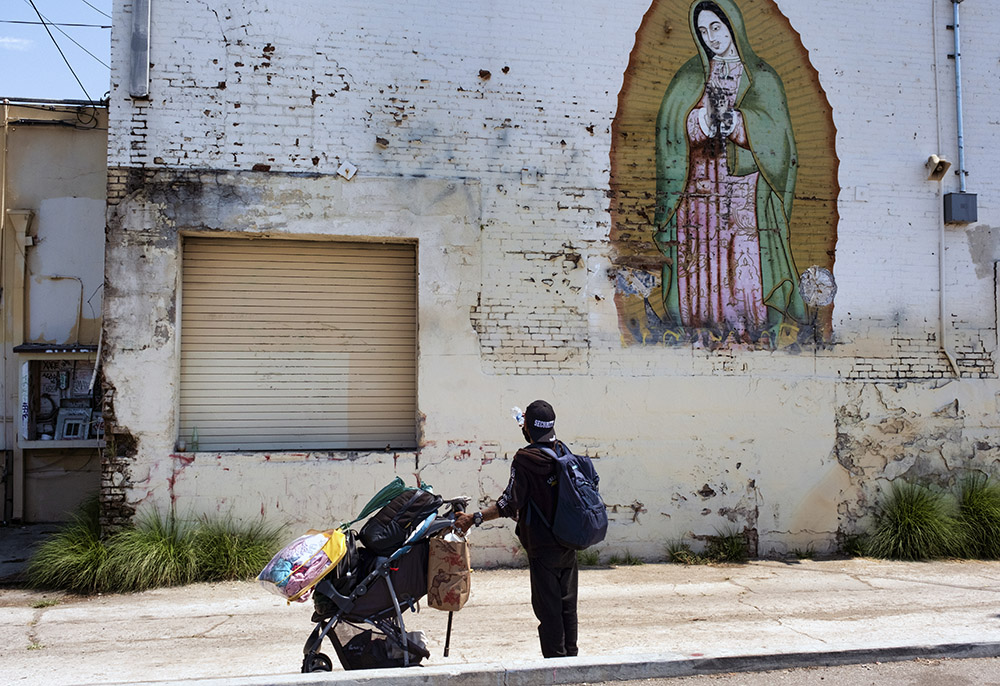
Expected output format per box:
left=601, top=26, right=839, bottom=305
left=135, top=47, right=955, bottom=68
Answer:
left=528, top=555, right=579, bottom=658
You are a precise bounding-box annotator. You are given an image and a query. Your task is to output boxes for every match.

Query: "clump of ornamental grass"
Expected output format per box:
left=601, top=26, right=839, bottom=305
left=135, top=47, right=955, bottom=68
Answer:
left=621, top=549, right=644, bottom=565
left=791, top=546, right=815, bottom=560
left=666, top=529, right=748, bottom=565
left=609, top=549, right=644, bottom=566
left=839, top=533, right=868, bottom=558
left=705, top=526, right=749, bottom=563
left=576, top=548, right=601, bottom=566
left=25, top=500, right=283, bottom=594
left=956, top=474, right=1000, bottom=559
left=865, top=481, right=962, bottom=561
left=192, top=516, right=284, bottom=581
left=665, top=540, right=707, bottom=565
left=101, top=509, right=199, bottom=592
left=24, top=497, right=107, bottom=594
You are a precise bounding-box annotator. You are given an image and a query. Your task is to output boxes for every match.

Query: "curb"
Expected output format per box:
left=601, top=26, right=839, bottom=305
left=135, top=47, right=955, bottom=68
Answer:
left=107, top=641, right=1000, bottom=686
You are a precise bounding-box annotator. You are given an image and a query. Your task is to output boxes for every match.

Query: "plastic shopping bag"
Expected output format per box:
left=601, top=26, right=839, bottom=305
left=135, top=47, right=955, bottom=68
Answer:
left=427, top=530, right=471, bottom=611
left=257, top=529, right=347, bottom=603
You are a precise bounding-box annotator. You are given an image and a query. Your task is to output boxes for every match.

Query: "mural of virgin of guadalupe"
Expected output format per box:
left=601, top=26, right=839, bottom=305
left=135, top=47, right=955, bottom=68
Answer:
left=653, top=0, right=806, bottom=346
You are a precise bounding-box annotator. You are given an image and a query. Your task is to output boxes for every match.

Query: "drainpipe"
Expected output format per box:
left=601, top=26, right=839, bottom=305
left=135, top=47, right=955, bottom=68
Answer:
left=952, top=0, right=968, bottom=194
left=938, top=223, right=960, bottom=378
left=940, top=0, right=978, bottom=377
left=130, top=0, right=152, bottom=99
left=3, top=210, right=31, bottom=522
left=938, top=0, right=990, bottom=377
left=932, top=1, right=962, bottom=377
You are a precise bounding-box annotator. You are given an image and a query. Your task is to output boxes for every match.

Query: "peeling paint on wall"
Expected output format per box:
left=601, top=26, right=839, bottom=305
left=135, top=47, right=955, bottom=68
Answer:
left=833, top=382, right=1000, bottom=540
left=966, top=225, right=1000, bottom=280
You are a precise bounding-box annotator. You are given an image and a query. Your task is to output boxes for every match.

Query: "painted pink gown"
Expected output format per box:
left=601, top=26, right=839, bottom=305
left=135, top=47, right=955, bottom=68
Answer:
left=675, top=57, right=767, bottom=340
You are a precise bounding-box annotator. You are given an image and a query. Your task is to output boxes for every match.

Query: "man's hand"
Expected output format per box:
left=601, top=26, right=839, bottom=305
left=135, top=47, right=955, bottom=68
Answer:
left=453, top=512, right=475, bottom=533
left=454, top=504, right=498, bottom=533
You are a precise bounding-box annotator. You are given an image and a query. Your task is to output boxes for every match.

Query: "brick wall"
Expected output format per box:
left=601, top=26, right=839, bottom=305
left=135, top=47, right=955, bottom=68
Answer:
left=106, top=0, right=1000, bottom=380
left=102, top=0, right=1000, bottom=556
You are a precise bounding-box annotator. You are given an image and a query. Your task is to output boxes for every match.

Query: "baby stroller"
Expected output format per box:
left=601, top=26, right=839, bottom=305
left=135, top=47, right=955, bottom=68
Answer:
left=299, top=489, right=468, bottom=673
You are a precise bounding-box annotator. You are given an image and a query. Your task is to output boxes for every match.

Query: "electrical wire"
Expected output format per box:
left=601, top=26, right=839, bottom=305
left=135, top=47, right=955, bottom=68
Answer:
left=46, top=20, right=110, bottom=70
left=85, top=282, right=103, bottom=322
left=20, top=0, right=111, bottom=70
left=80, top=0, right=111, bottom=20
left=2, top=107, right=105, bottom=132
left=75, top=105, right=101, bottom=128
left=5, top=101, right=95, bottom=110
left=25, top=0, right=94, bottom=102
left=0, top=20, right=110, bottom=28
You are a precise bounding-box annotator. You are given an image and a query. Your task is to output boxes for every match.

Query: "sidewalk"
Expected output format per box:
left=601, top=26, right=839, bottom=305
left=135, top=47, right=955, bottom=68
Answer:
left=4, top=526, right=1000, bottom=685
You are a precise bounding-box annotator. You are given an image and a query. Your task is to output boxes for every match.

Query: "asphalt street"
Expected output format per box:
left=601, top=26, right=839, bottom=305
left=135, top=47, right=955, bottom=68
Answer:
left=584, top=656, right=1000, bottom=685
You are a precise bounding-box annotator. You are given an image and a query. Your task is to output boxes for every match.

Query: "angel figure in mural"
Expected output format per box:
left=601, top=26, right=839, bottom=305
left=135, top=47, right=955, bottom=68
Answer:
left=652, top=0, right=806, bottom=346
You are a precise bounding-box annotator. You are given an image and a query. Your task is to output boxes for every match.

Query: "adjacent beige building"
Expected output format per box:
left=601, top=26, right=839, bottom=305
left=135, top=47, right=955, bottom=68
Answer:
left=1, top=100, right=107, bottom=524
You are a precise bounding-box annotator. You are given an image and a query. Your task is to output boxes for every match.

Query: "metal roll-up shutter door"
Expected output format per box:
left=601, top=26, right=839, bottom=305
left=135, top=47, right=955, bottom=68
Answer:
left=180, top=237, right=416, bottom=451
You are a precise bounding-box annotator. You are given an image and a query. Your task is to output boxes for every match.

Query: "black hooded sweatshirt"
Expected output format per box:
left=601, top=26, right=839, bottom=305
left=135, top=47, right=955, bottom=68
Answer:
left=496, top=440, right=575, bottom=564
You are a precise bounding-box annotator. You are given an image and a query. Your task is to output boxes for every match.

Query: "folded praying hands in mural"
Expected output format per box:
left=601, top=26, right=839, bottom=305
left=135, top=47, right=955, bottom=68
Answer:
left=698, top=82, right=737, bottom=138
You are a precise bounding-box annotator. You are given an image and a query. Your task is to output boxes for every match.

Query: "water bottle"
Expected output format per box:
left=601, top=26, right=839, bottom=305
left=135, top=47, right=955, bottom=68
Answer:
left=511, top=407, right=524, bottom=427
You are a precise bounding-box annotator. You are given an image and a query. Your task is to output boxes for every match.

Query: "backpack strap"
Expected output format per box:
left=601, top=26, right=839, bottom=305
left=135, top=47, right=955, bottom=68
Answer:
left=537, top=446, right=558, bottom=460
left=526, top=443, right=561, bottom=530
left=391, top=490, right=425, bottom=525
left=528, top=498, right=552, bottom=530
left=532, top=441, right=565, bottom=460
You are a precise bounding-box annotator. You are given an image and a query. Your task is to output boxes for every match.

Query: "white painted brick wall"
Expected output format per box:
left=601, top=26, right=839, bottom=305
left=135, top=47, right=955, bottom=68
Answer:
left=109, top=0, right=1000, bottom=369
left=104, top=0, right=1000, bottom=558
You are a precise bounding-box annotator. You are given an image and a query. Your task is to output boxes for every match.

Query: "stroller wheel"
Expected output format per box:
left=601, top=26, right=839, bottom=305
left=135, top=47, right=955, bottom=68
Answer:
left=301, top=652, right=333, bottom=673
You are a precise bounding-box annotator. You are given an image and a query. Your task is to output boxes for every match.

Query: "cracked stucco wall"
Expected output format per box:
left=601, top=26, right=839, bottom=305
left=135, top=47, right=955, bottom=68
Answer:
left=834, top=381, right=1000, bottom=537
left=101, top=0, right=1000, bottom=562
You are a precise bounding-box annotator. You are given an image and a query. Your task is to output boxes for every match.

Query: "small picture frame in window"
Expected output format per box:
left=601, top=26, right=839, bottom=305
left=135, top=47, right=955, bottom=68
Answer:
left=55, top=408, right=93, bottom=441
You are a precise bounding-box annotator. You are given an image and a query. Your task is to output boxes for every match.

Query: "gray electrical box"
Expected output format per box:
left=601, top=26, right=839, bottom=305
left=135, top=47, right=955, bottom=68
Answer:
left=944, top=192, right=977, bottom=224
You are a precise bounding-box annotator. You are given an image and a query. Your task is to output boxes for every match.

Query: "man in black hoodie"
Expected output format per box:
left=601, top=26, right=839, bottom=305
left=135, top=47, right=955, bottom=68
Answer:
left=454, top=399, right=578, bottom=658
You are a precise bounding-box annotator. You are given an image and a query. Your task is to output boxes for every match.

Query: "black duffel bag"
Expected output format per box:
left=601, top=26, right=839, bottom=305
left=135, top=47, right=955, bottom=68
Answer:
left=358, top=488, right=442, bottom=554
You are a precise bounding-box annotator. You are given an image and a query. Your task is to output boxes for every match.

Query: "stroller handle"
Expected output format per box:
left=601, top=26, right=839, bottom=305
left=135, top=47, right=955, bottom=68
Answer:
left=416, top=496, right=470, bottom=541
left=443, top=496, right=470, bottom=515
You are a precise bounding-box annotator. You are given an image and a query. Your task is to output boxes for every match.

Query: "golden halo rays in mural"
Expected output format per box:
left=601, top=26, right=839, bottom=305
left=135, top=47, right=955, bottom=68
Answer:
left=610, top=0, right=839, bottom=349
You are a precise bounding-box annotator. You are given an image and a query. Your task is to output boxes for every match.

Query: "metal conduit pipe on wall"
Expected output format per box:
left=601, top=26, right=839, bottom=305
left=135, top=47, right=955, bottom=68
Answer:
left=931, top=0, right=969, bottom=378
left=952, top=0, right=968, bottom=193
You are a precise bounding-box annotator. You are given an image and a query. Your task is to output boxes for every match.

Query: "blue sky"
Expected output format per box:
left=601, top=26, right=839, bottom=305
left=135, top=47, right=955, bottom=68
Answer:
left=2, top=0, right=112, bottom=102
